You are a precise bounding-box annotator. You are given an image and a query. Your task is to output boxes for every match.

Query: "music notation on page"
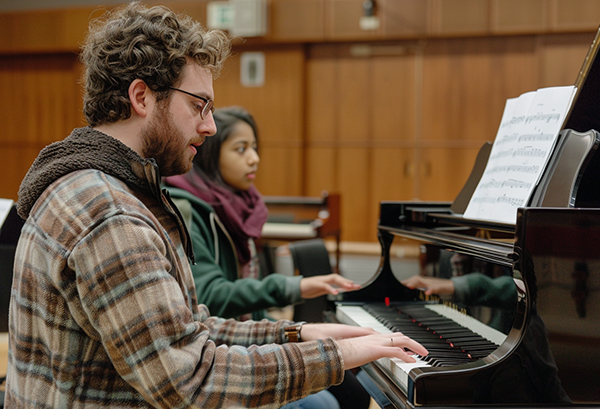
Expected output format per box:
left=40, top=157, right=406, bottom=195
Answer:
left=464, top=85, right=576, bottom=224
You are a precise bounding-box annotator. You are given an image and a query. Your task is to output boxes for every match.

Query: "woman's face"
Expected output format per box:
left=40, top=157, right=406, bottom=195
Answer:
left=219, top=121, right=259, bottom=191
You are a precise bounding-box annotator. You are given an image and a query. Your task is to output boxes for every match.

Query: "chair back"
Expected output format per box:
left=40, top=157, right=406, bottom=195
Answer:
left=288, top=238, right=332, bottom=322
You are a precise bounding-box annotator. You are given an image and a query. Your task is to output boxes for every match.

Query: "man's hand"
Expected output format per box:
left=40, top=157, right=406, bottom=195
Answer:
left=300, top=274, right=361, bottom=299
left=337, top=332, right=428, bottom=369
left=299, top=323, right=428, bottom=369
left=300, top=323, right=378, bottom=341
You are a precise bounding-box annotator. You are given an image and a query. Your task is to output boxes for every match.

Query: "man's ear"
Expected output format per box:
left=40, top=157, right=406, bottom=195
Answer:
left=128, top=79, right=153, bottom=118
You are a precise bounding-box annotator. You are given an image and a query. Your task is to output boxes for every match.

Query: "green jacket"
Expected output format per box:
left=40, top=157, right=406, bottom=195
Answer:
left=166, top=187, right=303, bottom=320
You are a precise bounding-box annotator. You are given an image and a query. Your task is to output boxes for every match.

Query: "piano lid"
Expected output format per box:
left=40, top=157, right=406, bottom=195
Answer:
left=564, top=24, right=600, bottom=133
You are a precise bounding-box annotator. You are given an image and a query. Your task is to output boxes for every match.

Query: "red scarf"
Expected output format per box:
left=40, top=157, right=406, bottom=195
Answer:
left=164, top=171, right=268, bottom=265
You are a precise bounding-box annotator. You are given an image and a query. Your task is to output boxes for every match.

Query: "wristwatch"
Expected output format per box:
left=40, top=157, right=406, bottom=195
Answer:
left=284, top=321, right=306, bottom=342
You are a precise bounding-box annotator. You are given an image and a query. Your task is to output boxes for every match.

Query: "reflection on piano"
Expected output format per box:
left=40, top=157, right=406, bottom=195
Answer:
left=260, top=191, right=341, bottom=272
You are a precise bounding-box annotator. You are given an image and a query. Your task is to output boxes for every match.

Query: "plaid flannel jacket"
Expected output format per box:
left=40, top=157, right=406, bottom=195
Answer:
left=6, top=128, right=343, bottom=408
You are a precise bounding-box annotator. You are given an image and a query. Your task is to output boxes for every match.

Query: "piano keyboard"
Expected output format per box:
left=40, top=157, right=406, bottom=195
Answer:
left=336, top=303, right=506, bottom=392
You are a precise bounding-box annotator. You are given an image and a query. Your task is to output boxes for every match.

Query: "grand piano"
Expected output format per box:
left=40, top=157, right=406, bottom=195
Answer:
left=332, top=26, right=600, bottom=409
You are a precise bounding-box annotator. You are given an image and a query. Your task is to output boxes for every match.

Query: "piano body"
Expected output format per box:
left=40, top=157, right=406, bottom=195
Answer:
left=332, top=27, right=600, bottom=409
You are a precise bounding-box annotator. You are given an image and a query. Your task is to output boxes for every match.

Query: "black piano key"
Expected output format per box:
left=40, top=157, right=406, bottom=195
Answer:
left=362, top=303, right=501, bottom=367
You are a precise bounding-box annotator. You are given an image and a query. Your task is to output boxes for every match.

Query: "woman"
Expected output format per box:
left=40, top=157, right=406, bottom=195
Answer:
left=163, top=107, right=371, bottom=409
left=164, top=106, right=360, bottom=321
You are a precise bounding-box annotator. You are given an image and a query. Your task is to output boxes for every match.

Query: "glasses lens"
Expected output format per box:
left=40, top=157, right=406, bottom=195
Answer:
left=203, top=100, right=214, bottom=119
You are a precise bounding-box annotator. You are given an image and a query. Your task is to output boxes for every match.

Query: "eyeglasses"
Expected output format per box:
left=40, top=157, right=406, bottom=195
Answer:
left=169, top=87, right=215, bottom=119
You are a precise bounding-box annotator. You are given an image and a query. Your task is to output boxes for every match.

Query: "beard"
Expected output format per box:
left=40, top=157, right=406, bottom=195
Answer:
left=140, top=103, right=195, bottom=177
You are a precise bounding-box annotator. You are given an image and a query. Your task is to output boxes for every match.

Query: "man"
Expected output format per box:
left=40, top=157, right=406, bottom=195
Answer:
left=6, top=2, right=427, bottom=408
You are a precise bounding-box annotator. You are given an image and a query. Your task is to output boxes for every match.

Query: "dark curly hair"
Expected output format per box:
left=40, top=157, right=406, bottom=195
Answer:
left=80, top=1, right=231, bottom=126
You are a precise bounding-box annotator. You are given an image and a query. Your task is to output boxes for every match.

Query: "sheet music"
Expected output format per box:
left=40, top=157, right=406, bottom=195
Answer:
left=0, top=198, right=14, bottom=227
left=464, top=86, right=576, bottom=224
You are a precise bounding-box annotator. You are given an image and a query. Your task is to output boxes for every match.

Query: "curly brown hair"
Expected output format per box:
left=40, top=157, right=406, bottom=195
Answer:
left=80, top=1, right=231, bottom=126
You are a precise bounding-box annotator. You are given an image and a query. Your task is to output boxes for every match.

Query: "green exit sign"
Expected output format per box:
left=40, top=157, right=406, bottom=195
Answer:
left=207, top=1, right=234, bottom=30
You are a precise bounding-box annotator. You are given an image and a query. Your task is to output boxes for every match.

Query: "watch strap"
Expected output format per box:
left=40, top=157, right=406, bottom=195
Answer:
left=284, top=321, right=306, bottom=342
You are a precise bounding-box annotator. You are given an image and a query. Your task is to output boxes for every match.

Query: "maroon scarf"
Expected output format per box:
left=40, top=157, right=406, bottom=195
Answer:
left=164, top=171, right=268, bottom=265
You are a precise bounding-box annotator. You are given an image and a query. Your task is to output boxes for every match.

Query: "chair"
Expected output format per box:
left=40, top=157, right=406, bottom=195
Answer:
left=288, top=238, right=373, bottom=409
left=288, top=238, right=333, bottom=323
left=0, top=204, right=24, bottom=333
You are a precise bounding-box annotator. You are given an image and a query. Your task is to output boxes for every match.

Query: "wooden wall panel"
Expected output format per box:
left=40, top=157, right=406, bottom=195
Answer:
left=213, top=45, right=305, bottom=196
left=491, top=0, right=549, bottom=34
left=429, top=0, right=489, bottom=35
left=0, top=54, right=84, bottom=200
left=326, top=0, right=429, bottom=40
left=255, top=146, right=303, bottom=196
left=378, top=0, right=429, bottom=38
left=549, top=0, right=600, bottom=32
left=0, top=1, right=597, bottom=54
left=417, top=147, right=481, bottom=201
left=158, top=0, right=208, bottom=24
left=337, top=57, right=371, bottom=143
left=305, top=50, right=339, bottom=195
left=370, top=146, right=415, bottom=208
left=371, top=51, right=417, bottom=144
left=305, top=147, right=338, bottom=195
left=306, top=48, right=337, bottom=144
left=0, top=147, right=46, bottom=202
left=270, top=0, right=326, bottom=41
left=305, top=42, right=419, bottom=241
left=0, top=7, right=98, bottom=53
left=0, top=54, right=84, bottom=145
left=338, top=147, right=371, bottom=241
left=421, top=36, right=539, bottom=145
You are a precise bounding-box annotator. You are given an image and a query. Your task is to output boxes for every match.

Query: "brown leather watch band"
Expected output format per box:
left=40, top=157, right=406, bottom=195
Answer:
left=284, top=321, right=306, bottom=342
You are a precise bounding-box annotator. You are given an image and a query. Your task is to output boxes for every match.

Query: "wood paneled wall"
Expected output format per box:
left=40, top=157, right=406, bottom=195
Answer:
left=0, top=54, right=85, bottom=202
left=213, top=45, right=306, bottom=196
left=0, top=0, right=599, bottom=243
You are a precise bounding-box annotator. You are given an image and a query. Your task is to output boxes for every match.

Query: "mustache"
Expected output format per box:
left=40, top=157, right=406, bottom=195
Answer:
left=190, top=136, right=206, bottom=146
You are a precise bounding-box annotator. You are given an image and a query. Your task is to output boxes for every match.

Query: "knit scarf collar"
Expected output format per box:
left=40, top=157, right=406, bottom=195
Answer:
left=17, top=126, right=158, bottom=220
left=164, top=170, right=268, bottom=265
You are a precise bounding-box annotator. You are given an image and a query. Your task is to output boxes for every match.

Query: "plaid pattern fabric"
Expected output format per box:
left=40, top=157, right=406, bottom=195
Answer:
left=6, top=162, right=343, bottom=407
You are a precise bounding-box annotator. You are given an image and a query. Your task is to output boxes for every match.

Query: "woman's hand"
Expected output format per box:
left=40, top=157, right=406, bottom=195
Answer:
left=299, top=274, right=361, bottom=299
left=401, top=275, right=455, bottom=296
